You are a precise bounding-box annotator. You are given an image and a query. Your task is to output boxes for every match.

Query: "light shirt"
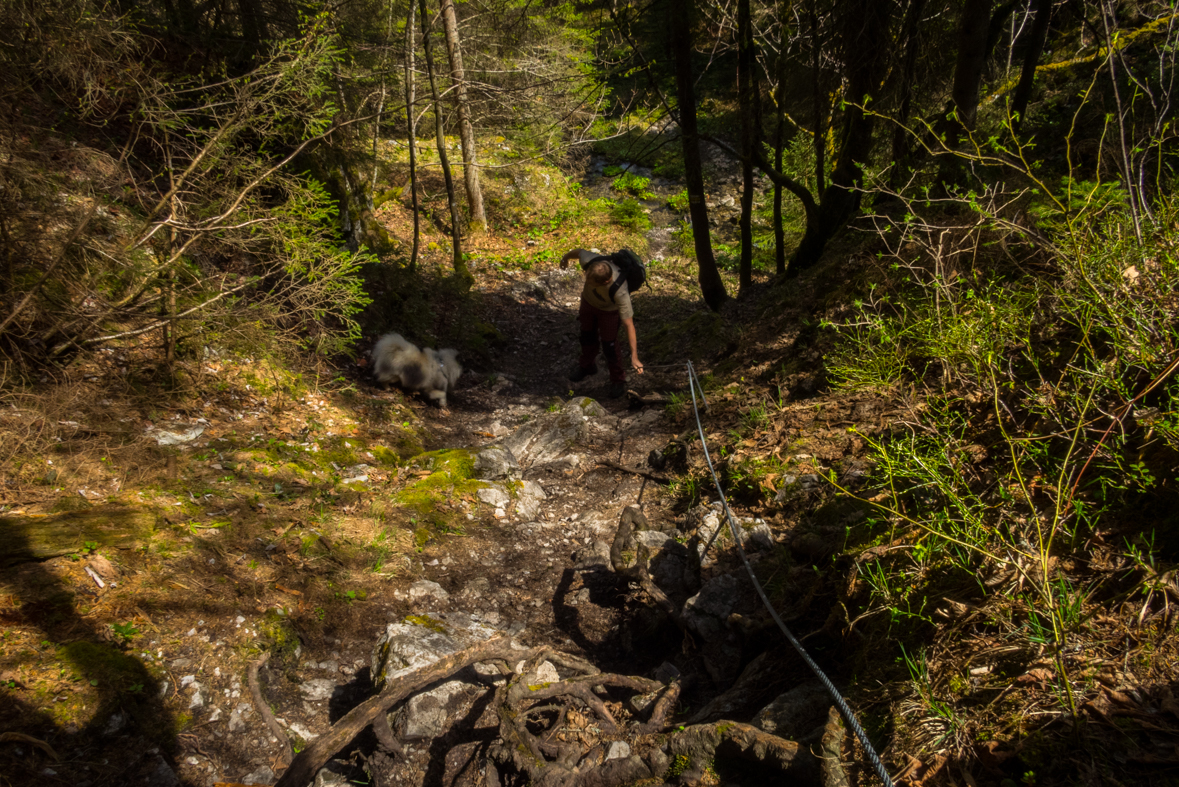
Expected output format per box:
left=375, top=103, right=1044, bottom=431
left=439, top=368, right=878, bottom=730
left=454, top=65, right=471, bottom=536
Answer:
left=577, top=249, right=633, bottom=320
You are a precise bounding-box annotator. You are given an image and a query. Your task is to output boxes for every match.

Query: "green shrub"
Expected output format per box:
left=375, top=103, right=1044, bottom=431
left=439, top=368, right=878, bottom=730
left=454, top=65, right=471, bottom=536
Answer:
left=611, top=172, right=655, bottom=199
left=609, top=198, right=651, bottom=231
left=666, top=189, right=690, bottom=213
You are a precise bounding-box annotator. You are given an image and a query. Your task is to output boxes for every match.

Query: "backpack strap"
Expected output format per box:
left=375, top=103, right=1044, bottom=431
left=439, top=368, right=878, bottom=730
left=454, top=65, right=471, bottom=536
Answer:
left=608, top=270, right=626, bottom=302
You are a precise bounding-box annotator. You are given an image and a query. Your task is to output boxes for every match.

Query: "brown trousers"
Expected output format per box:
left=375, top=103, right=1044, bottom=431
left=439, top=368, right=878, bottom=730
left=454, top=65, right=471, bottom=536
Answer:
left=577, top=300, right=625, bottom=382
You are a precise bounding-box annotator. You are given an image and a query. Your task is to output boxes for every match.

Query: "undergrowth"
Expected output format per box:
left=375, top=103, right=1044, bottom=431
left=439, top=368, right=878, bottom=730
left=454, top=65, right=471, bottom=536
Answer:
left=825, top=160, right=1179, bottom=773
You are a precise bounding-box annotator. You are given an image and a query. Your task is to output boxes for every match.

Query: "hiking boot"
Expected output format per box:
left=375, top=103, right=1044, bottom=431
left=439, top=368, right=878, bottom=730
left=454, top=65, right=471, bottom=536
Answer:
left=569, top=365, right=598, bottom=382
left=608, top=381, right=626, bottom=399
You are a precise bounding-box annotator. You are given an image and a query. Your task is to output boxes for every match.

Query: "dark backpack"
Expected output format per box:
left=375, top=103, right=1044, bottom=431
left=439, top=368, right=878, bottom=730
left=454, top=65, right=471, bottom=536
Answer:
left=585, top=248, right=647, bottom=300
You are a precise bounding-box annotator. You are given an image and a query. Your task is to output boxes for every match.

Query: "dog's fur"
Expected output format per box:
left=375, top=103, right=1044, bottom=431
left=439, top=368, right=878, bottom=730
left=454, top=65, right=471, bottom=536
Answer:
left=371, top=333, right=462, bottom=408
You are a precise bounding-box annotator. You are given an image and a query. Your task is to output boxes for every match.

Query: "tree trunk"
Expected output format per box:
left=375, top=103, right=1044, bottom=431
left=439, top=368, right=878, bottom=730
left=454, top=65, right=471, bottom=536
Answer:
left=772, top=91, right=786, bottom=277
left=237, top=0, right=266, bottom=49
left=671, top=0, right=727, bottom=311
left=737, top=0, right=755, bottom=296
left=950, top=0, right=995, bottom=135
left=418, top=0, right=470, bottom=284
left=405, top=0, right=421, bottom=271
left=809, top=1, right=825, bottom=195
left=439, top=0, right=485, bottom=233
left=1010, top=0, right=1052, bottom=129
left=371, top=0, right=397, bottom=193
left=888, top=0, right=928, bottom=192
left=934, top=0, right=995, bottom=189
left=789, top=0, right=890, bottom=274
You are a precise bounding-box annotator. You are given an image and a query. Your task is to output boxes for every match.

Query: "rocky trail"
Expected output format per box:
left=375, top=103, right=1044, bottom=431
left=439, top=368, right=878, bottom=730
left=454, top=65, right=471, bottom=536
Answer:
left=0, top=157, right=857, bottom=787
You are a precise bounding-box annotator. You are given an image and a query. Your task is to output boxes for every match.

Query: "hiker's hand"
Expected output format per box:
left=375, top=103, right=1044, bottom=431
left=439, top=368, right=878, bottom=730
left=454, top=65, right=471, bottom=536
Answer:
left=633, top=361, right=645, bottom=374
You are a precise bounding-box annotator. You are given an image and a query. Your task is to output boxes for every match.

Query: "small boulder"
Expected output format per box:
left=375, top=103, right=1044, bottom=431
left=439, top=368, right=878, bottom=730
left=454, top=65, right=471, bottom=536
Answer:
left=371, top=612, right=501, bottom=689
left=409, top=579, right=449, bottom=601
left=395, top=679, right=479, bottom=740
left=473, top=446, right=519, bottom=480
left=753, top=683, right=833, bottom=742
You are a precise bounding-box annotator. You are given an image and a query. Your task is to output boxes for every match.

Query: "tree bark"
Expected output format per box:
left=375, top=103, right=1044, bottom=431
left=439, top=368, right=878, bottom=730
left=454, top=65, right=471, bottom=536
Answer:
left=439, top=0, right=485, bottom=233
left=950, top=0, right=995, bottom=135
left=888, top=0, right=928, bottom=192
left=1010, top=0, right=1052, bottom=129
left=371, top=0, right=397, bottom=194
left=809, top=0, right=825, bottom=195
left=737, top=0, right=756, bottom=296
left=405, top=0, right=421, bottom=271
left=772, top=89, right=786, bottom=276
left=418, top=0, right=471, bottom=284
left=671, top=0, right=727, bottom=311
left=788, top=0, right=890, bottom=274
left=236, top=0, right=266, bottom=50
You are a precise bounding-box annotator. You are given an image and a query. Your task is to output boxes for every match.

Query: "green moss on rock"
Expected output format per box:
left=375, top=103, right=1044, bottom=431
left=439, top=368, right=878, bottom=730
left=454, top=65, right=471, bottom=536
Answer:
left=393, top=449, right=482, bottom=532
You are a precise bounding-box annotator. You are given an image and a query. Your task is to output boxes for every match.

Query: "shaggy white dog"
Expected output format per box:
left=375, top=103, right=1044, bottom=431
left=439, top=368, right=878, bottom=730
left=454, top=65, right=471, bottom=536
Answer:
left=371, top=333, right=462, bottom=408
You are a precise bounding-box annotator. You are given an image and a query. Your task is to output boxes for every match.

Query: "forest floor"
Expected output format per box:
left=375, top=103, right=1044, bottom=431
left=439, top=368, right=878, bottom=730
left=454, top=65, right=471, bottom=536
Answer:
left=0, top=150, right=853, bottom=787
left=7, top=133, right=1177, bottom=787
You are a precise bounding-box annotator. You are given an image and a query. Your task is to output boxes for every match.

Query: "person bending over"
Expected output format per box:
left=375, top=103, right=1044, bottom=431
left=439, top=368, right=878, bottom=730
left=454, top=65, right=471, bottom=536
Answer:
left=560, top=248, right=644, bottom=398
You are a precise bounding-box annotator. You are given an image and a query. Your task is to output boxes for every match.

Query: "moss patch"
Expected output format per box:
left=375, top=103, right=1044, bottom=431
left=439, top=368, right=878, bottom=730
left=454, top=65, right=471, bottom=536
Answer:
left=0, top=506, right=157, bottom=565
left=404, top=614, right=447, bottom=633
left=392, top=449, right=482, bottom=533
left=258, top=610, right=300, bottom=657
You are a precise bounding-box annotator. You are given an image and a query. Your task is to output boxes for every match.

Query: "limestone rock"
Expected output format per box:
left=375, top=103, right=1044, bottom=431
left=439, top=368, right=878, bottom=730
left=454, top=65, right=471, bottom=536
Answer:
left=477, top=484, right=511, bottom=509
left=473, top=446, right=519, bottom=480
left=686, top=502, right=775, bottom=565
left=395, top=679, right=479, bottom=740
left=300, top=679, right=338, bottom=702
left=371, top=612, right=501, bottom=689
left=572, top=540, right=611, bottom=570
left=618, top=529, right=692, bottom=597
left=501, top=398, right=613, bottom=469
left=682, top=574, right=742, bottom=641
left=313, top=761, right=352, bottom=787
left=534, top=660, right=560, bottom=684
left=605, top=741, right=631, bottom=761
left=514, top=480, right=547, bottom=519
left=408, top=580, right=449, bottom=602
left=242, top=765, right=275, bottom=785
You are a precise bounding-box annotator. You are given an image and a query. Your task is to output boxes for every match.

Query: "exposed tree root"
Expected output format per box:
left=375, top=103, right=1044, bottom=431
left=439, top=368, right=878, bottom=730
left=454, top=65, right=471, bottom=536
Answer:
left=666, top=720, right=821, bottom=783
left=274, top=636, right=519, bottom=787
left=268, top=504, right=831, bottom=787
left=487, top=647, right=669, bottom=787
left=595, top=459, right=671, bottom=484
left=610, top=505, right=683, bottom=621
left=248, top=651, right=294, bottom=768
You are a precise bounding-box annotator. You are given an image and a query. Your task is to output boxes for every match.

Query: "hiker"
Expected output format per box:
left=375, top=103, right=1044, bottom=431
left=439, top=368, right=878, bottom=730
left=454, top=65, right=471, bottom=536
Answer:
left=560, top=248, right=645, bottom=398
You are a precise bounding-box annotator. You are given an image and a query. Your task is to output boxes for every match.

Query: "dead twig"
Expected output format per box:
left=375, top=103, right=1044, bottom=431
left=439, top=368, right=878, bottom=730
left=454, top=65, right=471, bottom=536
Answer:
left=595, top=459, right=670, bottom=484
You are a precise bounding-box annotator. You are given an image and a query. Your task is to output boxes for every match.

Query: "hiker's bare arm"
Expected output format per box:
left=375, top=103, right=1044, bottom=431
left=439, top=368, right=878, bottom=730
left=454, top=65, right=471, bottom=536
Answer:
left=623, top=318, right=643, bottom=374
left=560, top=249, right=587, bottom=269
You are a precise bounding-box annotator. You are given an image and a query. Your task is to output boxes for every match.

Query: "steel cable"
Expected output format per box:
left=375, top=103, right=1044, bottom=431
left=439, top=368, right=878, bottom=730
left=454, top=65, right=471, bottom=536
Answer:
left=684, top=360, right=895, bottom=787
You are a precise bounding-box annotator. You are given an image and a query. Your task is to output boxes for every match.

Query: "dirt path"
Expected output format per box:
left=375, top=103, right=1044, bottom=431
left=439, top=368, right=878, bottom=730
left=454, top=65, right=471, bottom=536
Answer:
left=0, top=159, right=776, bottom=787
